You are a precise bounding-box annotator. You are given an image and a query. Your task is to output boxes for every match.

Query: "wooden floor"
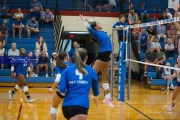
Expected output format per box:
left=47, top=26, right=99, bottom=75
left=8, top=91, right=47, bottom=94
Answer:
left=0, top=80, right=180, bottom=120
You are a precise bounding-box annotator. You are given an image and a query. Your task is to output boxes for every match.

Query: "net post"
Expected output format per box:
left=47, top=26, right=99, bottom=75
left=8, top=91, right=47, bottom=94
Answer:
left=127, top=28, right=131, bottom=100
left=110, top=29, right=114, bottom=98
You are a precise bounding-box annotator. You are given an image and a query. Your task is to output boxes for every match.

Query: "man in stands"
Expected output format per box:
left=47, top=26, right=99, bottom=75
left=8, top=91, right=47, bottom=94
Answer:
left=30, top=7, right=42, bottom=24
left=26, top=52, right=35, bottom=77
left=12, top=16, right=22, bottom=38
left=128, top=9, right=138, bottom=25
left=0, top=0, right=11, bottom=18
left=8, top=43, right=19, bottom=68
left=138, top=2, right=149, bottom=23
left=144, top=47, right=157, bottom=76
left=42, top=8, right=53, bottom=28
left=26, top=16, right=39, bottom=38
left=30, top=0, right=43, bottom=12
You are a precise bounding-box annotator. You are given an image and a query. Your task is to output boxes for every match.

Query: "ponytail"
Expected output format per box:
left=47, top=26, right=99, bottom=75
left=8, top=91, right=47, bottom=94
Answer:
left=74, top=48, right=88, bottom=75
left=56, top=51, right=68, bottom=69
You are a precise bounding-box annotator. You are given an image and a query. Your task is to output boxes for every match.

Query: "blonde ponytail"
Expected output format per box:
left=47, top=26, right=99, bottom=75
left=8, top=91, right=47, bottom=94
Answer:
left=74, top=48, right=88, bottom=75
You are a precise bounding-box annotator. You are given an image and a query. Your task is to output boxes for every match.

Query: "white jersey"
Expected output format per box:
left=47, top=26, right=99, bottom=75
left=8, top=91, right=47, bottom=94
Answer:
left=175, top=64, right=180, bottom=82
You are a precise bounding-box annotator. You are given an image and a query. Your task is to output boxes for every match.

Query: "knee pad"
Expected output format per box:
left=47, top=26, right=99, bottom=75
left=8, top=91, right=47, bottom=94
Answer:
left=15, top=85, right=20, bottom=90
left=102, top=83, right=109, bottom=90
left=23, top=86, right=28, bottom=92
left=51, top=107, right=57, bottom=114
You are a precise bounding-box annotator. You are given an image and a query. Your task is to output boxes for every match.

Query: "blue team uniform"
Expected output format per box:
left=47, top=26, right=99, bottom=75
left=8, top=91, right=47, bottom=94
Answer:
left=58, top=64, right=100, bottom=109
left=12, top=56, right=30, bottom=76
left=69, top=48, right=76, bottom=63
left=55, top=62, right=72, bottom=74
left=113, top=22, right=128, bottom=36
left=140, top=33, right=148, bottom=44
left=84, top=21, right=112, bottom=53
left=0, top=4, right=9, bottom=16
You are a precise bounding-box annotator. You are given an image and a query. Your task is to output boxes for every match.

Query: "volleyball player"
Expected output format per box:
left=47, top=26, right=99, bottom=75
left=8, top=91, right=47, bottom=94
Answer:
left=49, top=51, right=72, bottom=120
left=80, top=14, right=114, bottom=107
left=8, top=48, right=34, bottom=103
left=173, top=5, right=180, bottom=32
left=166, top=55, right=180, bottom=111
left=58, top=48, right=100, bottom=120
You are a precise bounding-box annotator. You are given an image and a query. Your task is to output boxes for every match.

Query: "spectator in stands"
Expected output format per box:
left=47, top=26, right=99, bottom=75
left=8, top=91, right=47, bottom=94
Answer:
left=0, top=41, right=5, bottom=69
left=135, top=28, right=151, bottom=53
left=26, top=16, right=39, bottom=39
left=69, top=41, right=78, bottom=63
left=165, top=8, right=172, bottom=19
left=8, top=43, right=19, bottom=68
left=128, top=9, right=138, bottom=25
left=104, top=0, right=116, bottom=12
left=50, top=52, right=57, bottom=77
left=155, top=46, right=165, bottom=71
left=13, top=8, right=24, bottom=22
left=26, top=52, right=34, bottom=77
left=126, top=3, right=137, bottom=16
left=35, top=36, right=48, bottom=60
left=159, top=12, right=168, bottom=20
left=30, top=0, right=43, bottom=12
left=138, top=2, right=149, bottom=23
left=42, top=8, right=53, bottom=28
left=151, top=37, right=161, bottom=51
left=132, top=20, right=143, bottom=35
left=91, top=0, right=108, bottom=12
left=0, top=31, right=5, bottom=47
left=167, top=24, right=178, bottom=47
left=165, top=38, right=174, bottom=59
left=156, top=24, right=167, bottom=42
left=153, top=0, right=162, bottom=14
left=166, top=23, right=172, bottom=31
left=35, top=51, right=49, bottom=77
left=30, top=7, right=41, bottom=23
left=147, top=26, right=156, bottom=42
left=0, top=0, right=11, bottom=18
left=0, top=21, right=8, bottom=43
left=144, top=47, right=157, bottom=76
left=12, top=16, right=22, bottom=38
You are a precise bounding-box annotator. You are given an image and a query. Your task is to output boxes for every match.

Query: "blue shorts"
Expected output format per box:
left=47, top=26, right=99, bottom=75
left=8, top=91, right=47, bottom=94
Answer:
left=176, top=81, right=180, bottom=87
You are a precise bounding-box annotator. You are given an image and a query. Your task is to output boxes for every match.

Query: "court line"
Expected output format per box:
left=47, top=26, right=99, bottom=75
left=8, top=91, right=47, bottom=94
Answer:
left=99, top=85, right=152, bottom=120
left=17, top=101, right=23, bottom=120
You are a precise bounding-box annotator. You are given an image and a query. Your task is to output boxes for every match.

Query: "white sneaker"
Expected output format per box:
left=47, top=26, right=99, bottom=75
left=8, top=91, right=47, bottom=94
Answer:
left=103, top=98, right=114, bottom=108
left=8, top=91, right=14, bottom=100
left=170, top=85, right=174, bottom=90
left=46, top=74, right=49, bottom=77
left=167, top=87, right=169, bottom=91
left=26, top=74, right=29, bottom=77
left=138, top=51, right=140, bottom=53
left=27, top=98, right=35, bottom=103
left=33, top=74, right=38, bottom=77
left=167, top=104, right=176, bottom=112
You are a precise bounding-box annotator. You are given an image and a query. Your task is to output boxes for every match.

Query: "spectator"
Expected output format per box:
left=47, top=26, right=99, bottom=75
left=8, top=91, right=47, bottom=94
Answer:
left=0, top=21, right=8, bottom=43
left=132, top=20, right=143, bottom=35
left=166, top=23, right=172, bottom=31
left=13, top=8, right=24, bottom=22
left=12, top=16, right=22, bottom=38
left=42, top=8, right=53, bottom=28
left=50, top=52, right=57, bottom=77
left=30, top=0, right=43, bottom=12
left=135, top=28, right=151, bottom=53
left=35, top=36, right=48, bottom=60
left=126, top=3, right=137, bottom=16
left=155, top=46, right=165, bottom=71
left=144, top=47, right=157, bottom=76
left=26, top=52, right=34, bottom=77
left=69, top=41, right=78, bottom=63
left=138, top=2, right=149, bottom=23
left=104, top=0, right=116, bottom=12
left=7, top=43, right=19, bottom=68
left=165, top=8, right=172, bottom=19
left=156, top=24, right=167, bottom=42
left=91, top=0, right=108, bottom=12
left=0, top=31, right=5, bottom=47
left=128, top=9, right=138, bottom=25
left=167, top=24, right=178, bottom=47
left=153, top=0, right=162, bottom=14
left=30, top=7, right=41, bottom=22
left=0, top=0, right=11, bottom=18
left=165, top=38, right=174, bottom=59
left=147, top=26, right=156, bottom=42
left=151, top=37, right=161, bottom=51
left=26, top=16, right=39, bottom=39
left=35, top=51, right=49, bottom=77
left=159, top=12, right=168, bottom=20
left=0, top=41, right=5, bottom=69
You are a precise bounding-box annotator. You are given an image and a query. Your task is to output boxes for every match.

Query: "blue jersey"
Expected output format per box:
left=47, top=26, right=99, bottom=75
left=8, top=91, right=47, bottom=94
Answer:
left=12, top=56, right=30, bottom=76
left=140, top=33, right=148, bottom=44
left=69, top=48, right=76, bottom=63
left=58, top=64, right=100, bottom=109
left=13, top=20, right=22, bottom=25
left=84, top=21, right=112, bottom=53
left=55, top=62, right=72, bottom=74
left=113, top=22, right=128, bottom=36
left=138, top=8, right=148, bottom=15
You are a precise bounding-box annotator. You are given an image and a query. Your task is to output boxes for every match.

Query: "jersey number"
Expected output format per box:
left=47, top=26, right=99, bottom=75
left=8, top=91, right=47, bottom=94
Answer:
left=76, top=69, right=83, bottom=80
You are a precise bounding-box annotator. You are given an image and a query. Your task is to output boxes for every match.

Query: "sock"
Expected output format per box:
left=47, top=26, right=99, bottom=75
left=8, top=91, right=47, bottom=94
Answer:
left=105, top=93, right=111, bottom=99
left=12, top=90, right=15, bottom=94
left=26, top=95, right=30, bottom=99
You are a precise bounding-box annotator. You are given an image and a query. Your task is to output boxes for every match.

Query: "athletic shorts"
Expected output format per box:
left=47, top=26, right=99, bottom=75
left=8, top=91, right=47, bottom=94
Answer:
left=96, top=51, right=111, bottom=62
left=176, top=81, right=180, bottom=87
left=62, top=105, right=88, bottom=120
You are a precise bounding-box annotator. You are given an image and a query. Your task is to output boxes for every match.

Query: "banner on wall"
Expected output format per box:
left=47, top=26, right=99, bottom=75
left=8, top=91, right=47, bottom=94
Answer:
left=168, top=0, right=179, bottom=8
left=118, top=42, right=126, bottom=101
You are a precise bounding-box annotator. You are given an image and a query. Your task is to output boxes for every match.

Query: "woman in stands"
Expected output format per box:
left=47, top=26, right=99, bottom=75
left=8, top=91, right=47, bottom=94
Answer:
left=8, top=48, right=34, bottom=103
left=49, top=51, right=72, bottom=120
left=58, top=48, right=99, bottom=120
left=80, top=14, right=114, bottom=107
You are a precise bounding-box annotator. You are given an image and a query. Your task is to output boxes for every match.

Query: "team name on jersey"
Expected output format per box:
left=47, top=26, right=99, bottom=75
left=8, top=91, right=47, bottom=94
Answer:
left=69, top=80, right=88, bottom=85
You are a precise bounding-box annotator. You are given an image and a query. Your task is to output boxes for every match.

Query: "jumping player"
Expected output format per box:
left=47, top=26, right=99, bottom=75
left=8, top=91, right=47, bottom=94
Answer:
left=8, top=48, right=34, bottom=103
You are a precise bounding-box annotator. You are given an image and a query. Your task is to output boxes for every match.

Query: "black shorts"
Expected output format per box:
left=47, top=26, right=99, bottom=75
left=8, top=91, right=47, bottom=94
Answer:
left=62, top=105, right=88, bottom=120
left=96, top=51, right=111, bottom=62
